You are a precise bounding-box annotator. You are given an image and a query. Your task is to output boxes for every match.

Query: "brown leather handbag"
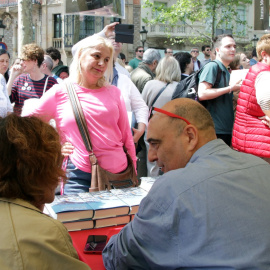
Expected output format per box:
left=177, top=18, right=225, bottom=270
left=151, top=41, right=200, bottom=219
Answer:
left=65, top=81, right=138, bottom=192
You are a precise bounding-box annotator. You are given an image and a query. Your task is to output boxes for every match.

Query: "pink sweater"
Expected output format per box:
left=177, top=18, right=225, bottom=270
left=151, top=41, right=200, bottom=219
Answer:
left=30, top=83, right=136, bottom=173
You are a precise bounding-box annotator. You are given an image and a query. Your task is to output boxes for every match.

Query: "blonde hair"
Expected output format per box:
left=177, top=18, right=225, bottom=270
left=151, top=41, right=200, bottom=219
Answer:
left=155, top=56, right=181, bottom=83
left=69, top=36, right=114, bottom=87
left=256, top=34, right=270, bottom=62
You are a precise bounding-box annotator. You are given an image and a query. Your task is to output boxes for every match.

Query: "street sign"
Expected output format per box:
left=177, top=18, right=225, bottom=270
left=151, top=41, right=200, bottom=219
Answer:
left=0, top=42, right=7, bottom=50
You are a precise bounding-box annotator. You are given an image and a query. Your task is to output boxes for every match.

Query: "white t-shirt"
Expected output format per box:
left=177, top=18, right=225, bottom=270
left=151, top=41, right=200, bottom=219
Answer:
left=255, top=71, right=270, bottom=111
left=0, top=74, right=13, bottom=117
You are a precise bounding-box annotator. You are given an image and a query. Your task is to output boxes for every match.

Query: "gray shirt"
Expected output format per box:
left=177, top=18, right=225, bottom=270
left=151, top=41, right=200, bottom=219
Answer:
left=142, top=80, right=178, bottom=108
left=103, top=139, right=270, bottom=269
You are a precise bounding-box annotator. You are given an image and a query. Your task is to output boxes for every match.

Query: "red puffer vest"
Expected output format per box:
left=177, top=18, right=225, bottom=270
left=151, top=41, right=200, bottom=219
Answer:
left=232, top=62, right=270, bottom=158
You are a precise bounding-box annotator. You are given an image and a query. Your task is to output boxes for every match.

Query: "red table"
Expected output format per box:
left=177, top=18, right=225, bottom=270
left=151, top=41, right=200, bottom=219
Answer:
left=69, top=225, right=124, bottom=270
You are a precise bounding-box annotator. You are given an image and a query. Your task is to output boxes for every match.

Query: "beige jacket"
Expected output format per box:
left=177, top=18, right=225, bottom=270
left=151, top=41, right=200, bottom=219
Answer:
left=0, top=198, right=91, bottom=270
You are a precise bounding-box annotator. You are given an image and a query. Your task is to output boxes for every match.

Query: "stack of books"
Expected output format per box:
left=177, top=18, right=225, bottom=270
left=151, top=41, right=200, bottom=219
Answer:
left=44, top=178, right=157, bottom=231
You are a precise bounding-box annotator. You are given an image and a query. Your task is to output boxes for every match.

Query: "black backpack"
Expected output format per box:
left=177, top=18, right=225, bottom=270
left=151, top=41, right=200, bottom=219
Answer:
left=172, top=61, right=224, bottom=102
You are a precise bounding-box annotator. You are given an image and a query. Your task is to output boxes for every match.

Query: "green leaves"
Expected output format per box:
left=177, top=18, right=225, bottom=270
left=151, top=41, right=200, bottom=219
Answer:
left=142, top=0, right=252, bottom=45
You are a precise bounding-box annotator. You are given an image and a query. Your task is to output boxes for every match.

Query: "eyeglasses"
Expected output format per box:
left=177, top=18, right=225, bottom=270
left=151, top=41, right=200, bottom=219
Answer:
left=149, top=107, right=191, bottom=125
left=191, top=50, right=199, bottom=53
left=138, top=50, right=144, bottom=52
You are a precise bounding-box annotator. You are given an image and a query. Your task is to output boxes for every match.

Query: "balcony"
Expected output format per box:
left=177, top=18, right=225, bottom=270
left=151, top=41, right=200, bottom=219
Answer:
left=52, top=37, right=62, bottom=49
left=0, top=0, right=41, bottom=7
left=148, top=23, right=186, bottom=38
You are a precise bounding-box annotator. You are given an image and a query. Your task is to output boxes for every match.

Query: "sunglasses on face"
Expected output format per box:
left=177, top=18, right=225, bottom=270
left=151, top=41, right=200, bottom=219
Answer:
left=149, top=107, right=191, bottom=125
left=138, top=50, right=144, bottom=52
left=206, top=49, right=211, bottom=51
left=191, top=50, right=199, bottom=53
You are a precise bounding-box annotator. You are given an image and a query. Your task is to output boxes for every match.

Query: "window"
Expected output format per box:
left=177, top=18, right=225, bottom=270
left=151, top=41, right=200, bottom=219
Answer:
left=79, top=16, right=95, bottom=40
left=32, top=25, right=35, bottom=42
left=64, top=15, right=76, bottom=47
left=236, top=7, right=246, bottom=35
left=54, top=14, right=62, bottom=38
left=153, top=1, right=167, bottom=19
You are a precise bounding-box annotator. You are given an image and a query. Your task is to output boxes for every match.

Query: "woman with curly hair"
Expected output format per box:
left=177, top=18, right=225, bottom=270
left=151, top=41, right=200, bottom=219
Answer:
left=7, top=43, right=58, bottom=115
left=0, top=114, right=90, bottom=270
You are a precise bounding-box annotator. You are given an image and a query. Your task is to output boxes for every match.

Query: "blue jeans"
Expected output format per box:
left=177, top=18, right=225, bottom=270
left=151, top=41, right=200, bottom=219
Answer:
left=64, top=158, right=92, bottom=194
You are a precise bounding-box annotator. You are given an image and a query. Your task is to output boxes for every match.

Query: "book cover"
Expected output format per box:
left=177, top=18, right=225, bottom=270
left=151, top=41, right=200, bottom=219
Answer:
left=139, top=177, right=157, bottom=192
left=45, top=194, right=94, bottom=222
left=94, top=215, right=130, bottom=228
left=63, top=219, right=94, bottom=231
left=110, top=187, right=148, bottom=215
left=79, top=190, right=130, bottom=219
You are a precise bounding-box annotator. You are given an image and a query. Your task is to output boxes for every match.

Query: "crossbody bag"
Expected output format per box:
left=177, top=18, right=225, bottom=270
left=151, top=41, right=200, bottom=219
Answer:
left=65, top=81, right=138, bottom=192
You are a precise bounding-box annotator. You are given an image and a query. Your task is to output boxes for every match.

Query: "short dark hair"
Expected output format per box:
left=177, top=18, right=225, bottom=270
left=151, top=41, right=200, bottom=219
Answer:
left=164, top=48, right=171, bottom=53
left=119, top=52, right=126, bottom=60
left=213, top=34, right=234, bottom=49
left=46, top=47, right=61, bottom=61
left=135, top=46, right=144, bottom=52
left=201, top=45, right=210, bottom=52
left=173, top=52, right=192, bottom=73
left=0, top=114, right=66, bottom=204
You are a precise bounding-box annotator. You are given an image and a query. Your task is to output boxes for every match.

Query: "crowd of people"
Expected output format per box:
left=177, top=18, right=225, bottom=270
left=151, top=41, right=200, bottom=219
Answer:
left=1, top=21, right=270, bottom=269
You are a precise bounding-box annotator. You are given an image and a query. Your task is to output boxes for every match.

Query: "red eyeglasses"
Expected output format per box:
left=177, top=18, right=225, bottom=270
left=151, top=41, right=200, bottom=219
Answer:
left=149, top=107, right=191, bottom=125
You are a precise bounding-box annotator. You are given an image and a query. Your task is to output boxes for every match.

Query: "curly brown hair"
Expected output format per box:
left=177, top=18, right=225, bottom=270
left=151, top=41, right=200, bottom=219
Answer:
left=20, top=43, right=44, bottom=67
left=0, top=114, right=66, bottom=206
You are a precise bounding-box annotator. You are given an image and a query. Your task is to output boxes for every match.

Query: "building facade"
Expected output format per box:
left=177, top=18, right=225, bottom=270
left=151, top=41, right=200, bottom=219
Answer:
left=141, top=0, right=270, bottom=54
left=0, top=0, right=268, bottom=64
left=0, top=0, right=141, bottom=64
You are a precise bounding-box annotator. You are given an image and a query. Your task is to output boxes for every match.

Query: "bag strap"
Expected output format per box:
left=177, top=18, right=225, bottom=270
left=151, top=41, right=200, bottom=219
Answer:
left=209, top=60, right=227, bottom=88
left=43, top=75, right=50, bottom=95
left=150, top=82, right=170, bottom=108
left=65, top=81, right=94, bottom=154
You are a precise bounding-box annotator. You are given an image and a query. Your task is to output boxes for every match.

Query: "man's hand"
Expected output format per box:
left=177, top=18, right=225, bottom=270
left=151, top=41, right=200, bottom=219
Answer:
left=230, top=79, right=242, bottom=92
left=103, top=22, right=119, bottom=38
left=259, top=115, right=270, bottom=128
left=132, top=123, right=146, bottom=144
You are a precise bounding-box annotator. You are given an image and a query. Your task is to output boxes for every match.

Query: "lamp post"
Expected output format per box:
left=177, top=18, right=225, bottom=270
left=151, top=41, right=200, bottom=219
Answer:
left=0, top=20, right=5, bottom=42
left=140, top=26, right=148, bottom=49
left=251, top=34, right=259, bottom=48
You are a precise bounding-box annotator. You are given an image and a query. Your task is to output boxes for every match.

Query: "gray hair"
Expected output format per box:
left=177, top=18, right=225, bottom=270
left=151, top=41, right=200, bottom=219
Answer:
left=155, top=56, right=181, bottom=83
left=43, top=55, right=54, bottom=71
left=142, top=48, right=161, bottom=65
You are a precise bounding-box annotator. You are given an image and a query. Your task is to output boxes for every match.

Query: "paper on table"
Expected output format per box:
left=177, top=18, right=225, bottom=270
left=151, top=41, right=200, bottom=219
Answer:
left=229, top=69, right=249, bottom=86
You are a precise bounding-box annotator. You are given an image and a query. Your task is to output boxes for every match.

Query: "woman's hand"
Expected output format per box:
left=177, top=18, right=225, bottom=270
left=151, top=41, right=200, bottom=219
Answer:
left=103, top=22, right=119, bottom=38
left=7, top=64, right=24, bottom=96
left=61, top=142, right=74, bottom=157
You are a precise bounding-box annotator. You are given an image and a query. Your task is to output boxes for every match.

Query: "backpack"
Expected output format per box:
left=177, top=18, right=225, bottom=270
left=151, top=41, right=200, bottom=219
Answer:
left=172, top=61, right=224, bottom=103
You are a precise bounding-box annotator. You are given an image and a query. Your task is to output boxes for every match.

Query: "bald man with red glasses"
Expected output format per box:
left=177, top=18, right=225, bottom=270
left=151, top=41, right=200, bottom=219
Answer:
left=103, top=98, right=270, bottom=270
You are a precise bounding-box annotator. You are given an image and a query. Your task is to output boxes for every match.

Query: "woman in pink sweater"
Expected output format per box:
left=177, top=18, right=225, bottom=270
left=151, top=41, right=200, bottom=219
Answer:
left=29, top=36, right=136, bottom=194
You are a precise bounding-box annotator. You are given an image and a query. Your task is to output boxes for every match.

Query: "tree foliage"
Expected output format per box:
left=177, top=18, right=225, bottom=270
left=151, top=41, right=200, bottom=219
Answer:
left=142, top=0, right=252, bottom=45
